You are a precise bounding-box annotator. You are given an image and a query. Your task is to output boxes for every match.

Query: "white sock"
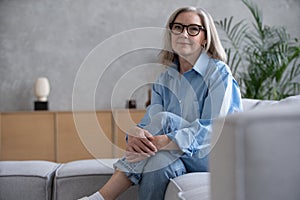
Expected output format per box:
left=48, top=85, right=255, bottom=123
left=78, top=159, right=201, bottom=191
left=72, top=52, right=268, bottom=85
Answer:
left=88, top=192, right=104, bottom=200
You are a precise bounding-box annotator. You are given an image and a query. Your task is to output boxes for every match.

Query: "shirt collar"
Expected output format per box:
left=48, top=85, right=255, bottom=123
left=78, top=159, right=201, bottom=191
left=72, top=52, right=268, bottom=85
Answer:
left=167, top=52, right=210, bottom=78
left=193, top=51, right=210, bottom=76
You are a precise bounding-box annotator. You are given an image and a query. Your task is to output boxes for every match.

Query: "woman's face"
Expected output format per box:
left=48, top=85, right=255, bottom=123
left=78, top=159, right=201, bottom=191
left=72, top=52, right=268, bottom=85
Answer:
left=171, top=11, right=206, bottom=60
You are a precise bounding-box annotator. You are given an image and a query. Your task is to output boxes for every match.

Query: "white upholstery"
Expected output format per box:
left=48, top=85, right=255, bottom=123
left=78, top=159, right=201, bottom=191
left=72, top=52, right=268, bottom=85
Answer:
left=164, top=172, right=210, bottom=200
left=178, top=187, right=210, bottom=200
left=210, top=103, right=300, bottom=200
left=242, top=95, right=300, bottom=111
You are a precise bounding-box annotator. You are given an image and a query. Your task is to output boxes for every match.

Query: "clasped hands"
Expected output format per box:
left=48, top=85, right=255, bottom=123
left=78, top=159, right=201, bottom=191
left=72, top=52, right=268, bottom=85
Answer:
left=125, top=126, right=170, bottom=163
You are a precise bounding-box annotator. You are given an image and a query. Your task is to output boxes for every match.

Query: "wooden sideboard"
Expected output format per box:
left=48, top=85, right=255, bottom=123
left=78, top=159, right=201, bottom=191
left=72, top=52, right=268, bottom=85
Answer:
left=1, top=112, right=56, bottom=161
left=0, top=109, right=145, bottom=162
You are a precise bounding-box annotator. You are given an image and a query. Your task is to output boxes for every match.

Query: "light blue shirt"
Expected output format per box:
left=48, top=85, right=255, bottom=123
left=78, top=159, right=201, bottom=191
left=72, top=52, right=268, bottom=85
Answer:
left=138, top=52, right=242, bottom=163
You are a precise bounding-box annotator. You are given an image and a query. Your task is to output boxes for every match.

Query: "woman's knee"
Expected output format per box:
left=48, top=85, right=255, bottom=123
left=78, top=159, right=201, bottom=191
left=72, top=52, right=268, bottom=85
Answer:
left=142, top=151, right=185, bottom=174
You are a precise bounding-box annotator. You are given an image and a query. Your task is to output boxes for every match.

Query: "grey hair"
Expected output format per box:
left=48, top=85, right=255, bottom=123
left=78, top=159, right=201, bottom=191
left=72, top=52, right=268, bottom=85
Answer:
left=159, top=7, right=227, bottom=66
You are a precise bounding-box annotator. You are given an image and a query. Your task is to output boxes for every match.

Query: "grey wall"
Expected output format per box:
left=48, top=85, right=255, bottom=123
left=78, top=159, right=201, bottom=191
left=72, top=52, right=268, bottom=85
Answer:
left=1, top=0, right=299, bottom=111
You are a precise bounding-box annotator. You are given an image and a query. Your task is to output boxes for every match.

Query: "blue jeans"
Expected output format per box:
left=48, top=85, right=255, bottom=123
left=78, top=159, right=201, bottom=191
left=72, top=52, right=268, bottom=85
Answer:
left=114, top=112, right=207, bottom=200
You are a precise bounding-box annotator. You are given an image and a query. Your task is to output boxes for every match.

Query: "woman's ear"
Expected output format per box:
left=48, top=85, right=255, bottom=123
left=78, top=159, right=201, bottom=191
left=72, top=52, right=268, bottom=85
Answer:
left=201, top=40, right=207, bottom=48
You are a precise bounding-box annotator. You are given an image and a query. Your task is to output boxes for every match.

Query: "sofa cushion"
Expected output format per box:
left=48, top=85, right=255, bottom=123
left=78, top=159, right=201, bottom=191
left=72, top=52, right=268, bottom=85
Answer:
left=242, top=98, right=276, bottom=111
left=178, top=187, right=211, bottom=200
left=242, top=95, right=300, bottom=111
left=164, top=172, right=210, bottom=200
left=276, top=95, right=300, bottom=106
left=0, top=160, right=60, bottom=200
left=53, top=159, right=138, bottom=200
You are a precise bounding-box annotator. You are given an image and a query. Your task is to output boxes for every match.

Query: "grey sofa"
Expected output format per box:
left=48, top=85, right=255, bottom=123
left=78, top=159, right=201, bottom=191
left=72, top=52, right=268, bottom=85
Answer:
left=0, top=159, right=138, bottom=200
left=1, top=96, right=300, bottom=200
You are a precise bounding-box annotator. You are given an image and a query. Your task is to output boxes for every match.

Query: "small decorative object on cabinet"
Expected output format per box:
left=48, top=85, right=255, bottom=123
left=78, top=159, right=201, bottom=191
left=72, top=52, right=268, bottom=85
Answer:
left=126, top=99, right=136, bottom=109
left=34, top=77, right=50, bottom=110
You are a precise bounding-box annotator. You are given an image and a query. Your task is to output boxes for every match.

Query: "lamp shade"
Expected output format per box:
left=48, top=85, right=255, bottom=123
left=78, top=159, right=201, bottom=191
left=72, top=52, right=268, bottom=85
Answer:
left=34, top=77, right=50, bottom=101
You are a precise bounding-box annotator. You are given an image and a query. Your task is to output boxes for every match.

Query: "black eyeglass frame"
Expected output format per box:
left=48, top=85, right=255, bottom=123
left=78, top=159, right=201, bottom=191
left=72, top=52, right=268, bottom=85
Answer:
left=169, top=23, right=206, bottom=36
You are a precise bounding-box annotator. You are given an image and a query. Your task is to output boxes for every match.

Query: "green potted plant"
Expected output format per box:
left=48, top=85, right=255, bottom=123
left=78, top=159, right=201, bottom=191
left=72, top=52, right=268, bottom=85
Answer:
left=216, top=0, right=300, bottom=100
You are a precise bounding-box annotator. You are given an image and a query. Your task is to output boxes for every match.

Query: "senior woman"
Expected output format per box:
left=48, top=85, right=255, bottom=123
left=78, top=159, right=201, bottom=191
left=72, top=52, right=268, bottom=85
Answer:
left=80, top=6, right=242, bottom=200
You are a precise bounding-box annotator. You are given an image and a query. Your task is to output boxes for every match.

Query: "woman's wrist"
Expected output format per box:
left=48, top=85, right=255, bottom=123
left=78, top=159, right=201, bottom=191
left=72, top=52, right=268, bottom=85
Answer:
left=154, top=135, right=179, bottom=151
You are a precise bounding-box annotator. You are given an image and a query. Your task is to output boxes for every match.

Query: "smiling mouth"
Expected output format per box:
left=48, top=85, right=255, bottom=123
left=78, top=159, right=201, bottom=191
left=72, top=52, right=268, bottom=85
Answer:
left=177, top=42, right=191, bottom=45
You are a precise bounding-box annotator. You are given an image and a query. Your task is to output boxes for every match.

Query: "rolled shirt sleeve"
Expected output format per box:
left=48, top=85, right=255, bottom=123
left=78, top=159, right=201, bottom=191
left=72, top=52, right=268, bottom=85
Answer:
left=166, top=66, right=242, bottom=157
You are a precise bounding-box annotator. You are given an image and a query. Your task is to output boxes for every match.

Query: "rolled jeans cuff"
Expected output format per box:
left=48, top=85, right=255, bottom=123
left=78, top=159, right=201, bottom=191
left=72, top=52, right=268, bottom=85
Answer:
left=113, top=157, right=147, bottom=185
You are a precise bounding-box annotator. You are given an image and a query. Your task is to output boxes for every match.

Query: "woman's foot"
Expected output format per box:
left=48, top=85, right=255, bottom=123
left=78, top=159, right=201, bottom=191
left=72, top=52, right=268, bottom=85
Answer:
left=78, top=192, right=104, bottom=200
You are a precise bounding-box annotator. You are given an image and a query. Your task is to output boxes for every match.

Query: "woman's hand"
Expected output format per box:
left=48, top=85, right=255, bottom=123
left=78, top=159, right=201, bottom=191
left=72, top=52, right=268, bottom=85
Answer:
left=125, top=126, right=180, bottom=162
left=151, top=135, right=179, bottom=151
left=125, top=126, right=157, bottom=162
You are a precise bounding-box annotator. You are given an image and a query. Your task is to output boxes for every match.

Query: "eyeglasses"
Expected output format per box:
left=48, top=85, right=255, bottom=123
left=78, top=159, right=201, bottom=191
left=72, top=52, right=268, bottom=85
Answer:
left=169, top=23, right=206, bottom=36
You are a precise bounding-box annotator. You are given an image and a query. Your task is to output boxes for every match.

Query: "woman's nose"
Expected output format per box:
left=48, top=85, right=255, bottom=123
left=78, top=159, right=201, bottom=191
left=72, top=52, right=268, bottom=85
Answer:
left=181, top=28, right=189, bottom=37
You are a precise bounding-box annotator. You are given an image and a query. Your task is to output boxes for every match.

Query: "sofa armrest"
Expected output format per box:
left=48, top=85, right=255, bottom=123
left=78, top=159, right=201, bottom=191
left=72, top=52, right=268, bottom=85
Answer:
left=210, top=104, right=300, bottom=200
left=164, top=172, right=210, bottom=200
left=0, top=160, right=60, bottom=200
